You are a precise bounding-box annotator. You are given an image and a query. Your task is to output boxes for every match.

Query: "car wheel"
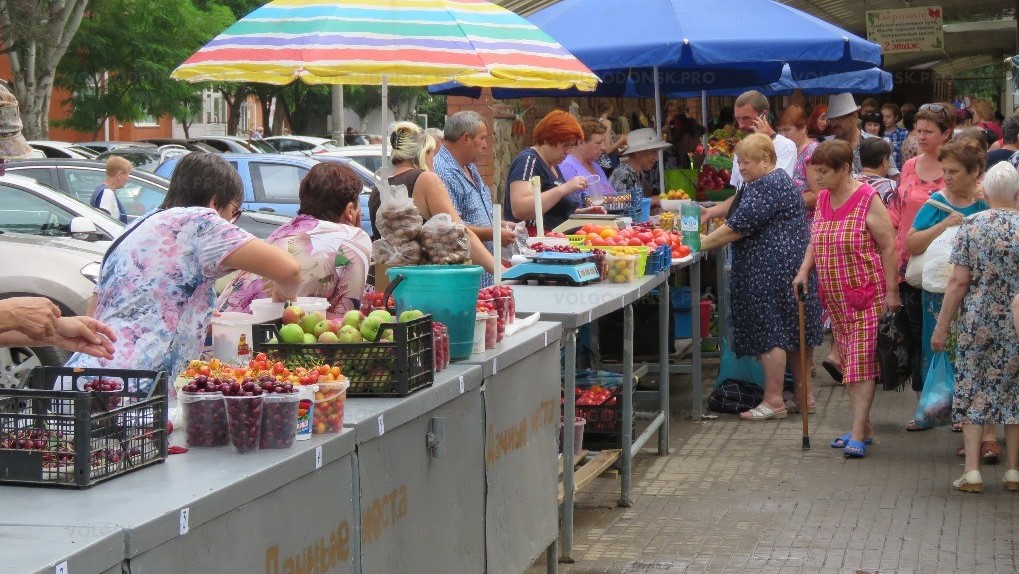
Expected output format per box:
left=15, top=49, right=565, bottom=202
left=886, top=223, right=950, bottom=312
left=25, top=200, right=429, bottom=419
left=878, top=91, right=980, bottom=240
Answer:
left=0, top=346, right=71, bottom=389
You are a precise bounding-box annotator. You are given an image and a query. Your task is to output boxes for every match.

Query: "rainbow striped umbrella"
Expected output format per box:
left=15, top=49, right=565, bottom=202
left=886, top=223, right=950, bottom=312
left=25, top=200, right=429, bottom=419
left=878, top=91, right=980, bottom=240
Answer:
left=171, top=0, right=598, bottom=90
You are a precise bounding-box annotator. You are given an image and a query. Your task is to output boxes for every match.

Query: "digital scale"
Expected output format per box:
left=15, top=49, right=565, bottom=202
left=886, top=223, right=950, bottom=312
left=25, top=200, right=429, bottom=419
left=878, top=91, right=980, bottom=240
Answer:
left=502, top=251, right=600, bottom=285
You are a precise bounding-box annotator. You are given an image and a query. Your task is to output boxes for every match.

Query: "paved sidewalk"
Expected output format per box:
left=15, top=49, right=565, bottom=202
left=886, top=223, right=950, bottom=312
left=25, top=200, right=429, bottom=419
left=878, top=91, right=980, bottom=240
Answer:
left=531, top=363, right=1019, bottom=574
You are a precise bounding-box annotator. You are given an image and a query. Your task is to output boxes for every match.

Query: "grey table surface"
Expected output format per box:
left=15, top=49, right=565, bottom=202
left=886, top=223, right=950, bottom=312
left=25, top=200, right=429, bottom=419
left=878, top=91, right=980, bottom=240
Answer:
left=459, top=320, right=563, bottom=380
left=511, top=271, right=670, bottom=329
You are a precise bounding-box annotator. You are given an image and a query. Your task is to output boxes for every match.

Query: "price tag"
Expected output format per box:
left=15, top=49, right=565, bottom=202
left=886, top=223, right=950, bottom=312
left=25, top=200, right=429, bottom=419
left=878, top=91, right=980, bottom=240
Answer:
left=54, top=562, right=67, bottom=574
left=377, top=415, right=385, bottom=436
left=544, top=332, right=548, bottom=347
left=179, top=508, right=190, bottom=536
left=458, top=375, right=465, bottom=394
left=587, top=310, right=593, bottom=324
left=492, top=357, right=498, bottom=375
left=315, top=446, right=323, bottom=469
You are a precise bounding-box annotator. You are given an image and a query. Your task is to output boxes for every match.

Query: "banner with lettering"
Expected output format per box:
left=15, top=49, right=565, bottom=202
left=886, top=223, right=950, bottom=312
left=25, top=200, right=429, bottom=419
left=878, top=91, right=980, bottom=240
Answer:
left=866, top=6, right=943, bottom=55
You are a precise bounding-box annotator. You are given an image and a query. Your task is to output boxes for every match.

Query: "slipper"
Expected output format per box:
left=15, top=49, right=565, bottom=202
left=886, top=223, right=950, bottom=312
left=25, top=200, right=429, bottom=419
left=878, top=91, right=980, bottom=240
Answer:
left=786, top=401, right=817, bottom=415
left=821, top=359, right=843, bottom=383
left=951, top=422, right=963, bottom=432
left=831, top=433, right=873, bottom=449
left=905, top=419, right=932, bottom=432
left=843, top=439, right=867, bottom=458
left=740, top=404, right=788, bottom=420
left=952, top=470, right=982, bottom=493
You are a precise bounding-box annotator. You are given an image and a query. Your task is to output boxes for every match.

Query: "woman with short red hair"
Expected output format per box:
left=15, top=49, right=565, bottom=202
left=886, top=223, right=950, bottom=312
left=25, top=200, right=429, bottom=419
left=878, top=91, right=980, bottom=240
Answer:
left=505, top=110, right=606, bottom=233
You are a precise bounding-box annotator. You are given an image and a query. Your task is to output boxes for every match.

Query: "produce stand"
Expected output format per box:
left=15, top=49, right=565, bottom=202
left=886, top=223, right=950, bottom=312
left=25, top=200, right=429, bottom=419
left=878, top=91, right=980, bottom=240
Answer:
left=462, top=321, right=564, bottom=574
left=1, top=524, right=125, bottom=574
left=512, top=269, right=676, bottom=564
left=1, top=424, right=359, bottom=573
left=342, top=363, right=487, bottom=574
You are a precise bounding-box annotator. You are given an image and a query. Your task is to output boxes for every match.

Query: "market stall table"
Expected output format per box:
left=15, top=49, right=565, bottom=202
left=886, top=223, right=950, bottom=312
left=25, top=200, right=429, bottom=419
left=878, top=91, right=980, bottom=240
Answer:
left=511, top=270, right=673, bottom=563
left=1, top=422, right=358, bottom=573
left=462, top=321, right=563, bottom=574
left=0, top=524, right=125, bottom=574
left=342, top=363, right=486, bottom=574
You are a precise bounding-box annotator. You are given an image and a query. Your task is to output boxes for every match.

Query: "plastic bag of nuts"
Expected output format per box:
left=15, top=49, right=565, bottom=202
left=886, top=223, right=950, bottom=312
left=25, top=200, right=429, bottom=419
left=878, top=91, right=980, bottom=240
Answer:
left=374, top=170, right=424, bottom=247
left=372, top=238, right=423, bottom=266
left=420, top=213, right=471, bottom=264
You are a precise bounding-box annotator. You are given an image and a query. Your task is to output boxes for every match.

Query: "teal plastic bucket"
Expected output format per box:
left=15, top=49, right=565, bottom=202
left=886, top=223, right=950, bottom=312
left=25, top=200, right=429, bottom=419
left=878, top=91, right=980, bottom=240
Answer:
left=386, top=265, right=483, bottom=360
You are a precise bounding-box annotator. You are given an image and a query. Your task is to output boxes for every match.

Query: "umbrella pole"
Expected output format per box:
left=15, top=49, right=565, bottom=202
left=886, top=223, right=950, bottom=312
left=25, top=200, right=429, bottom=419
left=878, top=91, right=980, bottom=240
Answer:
left=701, top=91, right=709, bottom=145
left=654, top=66, right=664, bottom=197
left=382, top=75, right=390, bottom=170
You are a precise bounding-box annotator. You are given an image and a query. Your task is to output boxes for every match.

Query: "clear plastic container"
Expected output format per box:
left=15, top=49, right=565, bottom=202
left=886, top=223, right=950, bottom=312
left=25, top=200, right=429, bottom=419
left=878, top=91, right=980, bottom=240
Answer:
left=224, top=395, right=264, bottom=453
left=603, top=253, right=638, bottom=283
left=313, top=379, right=349, bottom=434
left=433, top=322, right=449, bottom=371
left=484, top=312, right=497, bottom=350
left=179, top=391, right=229, bottom=448
left=473, top=312, right=488, bottom=354
left=259, top=393, right=300, bottom=449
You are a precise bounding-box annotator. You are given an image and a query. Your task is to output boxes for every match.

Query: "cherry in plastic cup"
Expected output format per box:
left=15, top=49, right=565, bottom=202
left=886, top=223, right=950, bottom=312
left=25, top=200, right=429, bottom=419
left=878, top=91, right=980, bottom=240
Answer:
left=224, top=395, right=264, bottom=453
left=259, top=393, right=300, bottom=449
left=179, top=391, right=229, bottom=447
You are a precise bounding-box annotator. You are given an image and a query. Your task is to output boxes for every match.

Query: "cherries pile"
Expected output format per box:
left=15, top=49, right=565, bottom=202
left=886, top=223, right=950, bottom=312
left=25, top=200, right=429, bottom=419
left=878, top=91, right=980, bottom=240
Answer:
left=83, top=378, right=123, bottom=410
left=256, top=378, right=299, bottom=449
left=223, top=382, right=264, bottom=453
left=530, top=243, right=580, bottom=253
left=180, top=376, right=230, bottom=447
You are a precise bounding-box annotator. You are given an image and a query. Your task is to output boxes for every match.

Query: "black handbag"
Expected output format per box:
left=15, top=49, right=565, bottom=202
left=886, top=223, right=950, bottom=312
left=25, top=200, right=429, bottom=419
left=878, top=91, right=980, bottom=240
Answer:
left=877, top=309, right=915, bottom=391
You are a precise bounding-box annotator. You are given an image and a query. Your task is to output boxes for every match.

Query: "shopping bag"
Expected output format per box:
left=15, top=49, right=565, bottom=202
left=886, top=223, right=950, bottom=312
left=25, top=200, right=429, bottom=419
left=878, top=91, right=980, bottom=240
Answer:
left=877, top=309, right=915, bottom=391
left=713, top=339, right=764, bottom=389
left=921, top=227, right=959, bottom=294
left=709, top=379, right=765, bottom=413
left=911, top=352, right=954, bottom=427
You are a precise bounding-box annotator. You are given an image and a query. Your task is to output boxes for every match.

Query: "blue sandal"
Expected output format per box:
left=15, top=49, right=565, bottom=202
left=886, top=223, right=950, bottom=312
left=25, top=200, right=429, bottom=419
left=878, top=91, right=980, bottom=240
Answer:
left=843, top=439, right=868, bottom=458
left=831, top=433, right=873, bottom=449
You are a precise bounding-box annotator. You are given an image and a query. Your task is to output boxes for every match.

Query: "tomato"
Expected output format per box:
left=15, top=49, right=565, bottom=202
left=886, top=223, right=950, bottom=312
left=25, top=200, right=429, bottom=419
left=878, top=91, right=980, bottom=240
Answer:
left=628, top=238, right=642, bottom=246
left=255, top=353, right=267, bottom=362
left=637, top=232, right=653, bottom=244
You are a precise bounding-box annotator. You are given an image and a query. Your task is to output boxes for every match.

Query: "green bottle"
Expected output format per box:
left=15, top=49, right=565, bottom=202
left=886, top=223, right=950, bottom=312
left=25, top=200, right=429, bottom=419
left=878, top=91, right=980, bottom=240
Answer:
left=680, top=202, right=701, bottom=252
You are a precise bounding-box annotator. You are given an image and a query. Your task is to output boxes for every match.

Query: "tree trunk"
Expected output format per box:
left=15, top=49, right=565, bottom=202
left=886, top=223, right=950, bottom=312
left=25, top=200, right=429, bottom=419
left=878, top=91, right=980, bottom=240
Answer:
left=0, top=0, right=89, bottom=139
left=181, top=120, right=191, bottom=139
left=224, top=87, right=243, bottom=136
left=272, top=93, right=289, bottom=135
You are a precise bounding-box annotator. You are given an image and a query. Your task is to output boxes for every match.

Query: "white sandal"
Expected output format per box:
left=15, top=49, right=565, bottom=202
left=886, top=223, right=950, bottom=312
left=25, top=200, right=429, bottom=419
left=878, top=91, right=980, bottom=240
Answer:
left=740, top=404, right=788, bottom=421
left=952, top=470, right=982, bottom=493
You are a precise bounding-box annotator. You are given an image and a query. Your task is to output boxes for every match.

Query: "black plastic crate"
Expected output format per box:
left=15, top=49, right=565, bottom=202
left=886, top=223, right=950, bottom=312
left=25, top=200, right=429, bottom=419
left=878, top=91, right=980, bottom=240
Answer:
left=0, top=367, right=168, bottom=488
left=252, top=316, right=434, bottom=397
left=566, top=384, right=634, bottom=450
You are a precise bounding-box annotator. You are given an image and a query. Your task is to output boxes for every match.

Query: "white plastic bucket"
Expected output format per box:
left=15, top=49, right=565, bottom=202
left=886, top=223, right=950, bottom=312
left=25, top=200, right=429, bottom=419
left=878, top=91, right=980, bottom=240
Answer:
left=210, top=312, right=259, bottom=365
left=295, top=297, right=329, bottom=315
left=250, top=298, right=283, bottom=323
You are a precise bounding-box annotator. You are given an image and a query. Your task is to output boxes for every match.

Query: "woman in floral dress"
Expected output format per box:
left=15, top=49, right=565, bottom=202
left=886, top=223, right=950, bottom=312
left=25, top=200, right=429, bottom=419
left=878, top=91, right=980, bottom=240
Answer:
left=794, top=141, right=900, bottom=458
left=931, top=162, right=1019, bottom=493
left=219, top=163, right=372, bottom=318
left=67, top=153, right=301, bottom=387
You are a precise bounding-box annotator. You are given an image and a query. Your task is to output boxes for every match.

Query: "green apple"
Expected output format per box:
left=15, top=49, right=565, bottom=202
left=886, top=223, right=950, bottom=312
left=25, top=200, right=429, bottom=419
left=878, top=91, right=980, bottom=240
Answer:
left=338, top=325, right=363, bottom=343
left=267, top=337, right=279, bottom=345
left=381, top=329, right=393, bottom=340
left=300, top=312, right=325, bottom=334
left=367, top=309, right=392, bottom=324
left=342, top=310, right=362, bottom=329
left=281, top=305, right=305, bottom=325
left=303, top=333, right=318, bottom=344
left=312, top=320, right=331, bottom=338
left=399, top=309, right=425, bottom=322
left=318, top=331, right=340, bottom=344
left=279, top=323, right=305, bottom=344
left=360, top=316, right=382, bottom=342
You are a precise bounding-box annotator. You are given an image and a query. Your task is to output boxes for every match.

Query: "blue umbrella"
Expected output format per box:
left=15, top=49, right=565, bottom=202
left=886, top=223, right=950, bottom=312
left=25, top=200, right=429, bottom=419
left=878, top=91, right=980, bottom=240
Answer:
left=667, top=65, right=894, bottom=98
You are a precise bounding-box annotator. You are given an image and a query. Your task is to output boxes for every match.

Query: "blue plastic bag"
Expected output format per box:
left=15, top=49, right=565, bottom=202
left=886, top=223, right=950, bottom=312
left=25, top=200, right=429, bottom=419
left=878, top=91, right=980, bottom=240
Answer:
left=713, top=339, right=765, bottom=389
left=912, top=352, right=954, bottom=428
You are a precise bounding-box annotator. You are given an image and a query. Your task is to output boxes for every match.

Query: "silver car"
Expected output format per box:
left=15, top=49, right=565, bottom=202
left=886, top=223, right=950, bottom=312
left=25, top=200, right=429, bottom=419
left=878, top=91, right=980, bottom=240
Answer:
left=0, top=174, right=121, bottom=386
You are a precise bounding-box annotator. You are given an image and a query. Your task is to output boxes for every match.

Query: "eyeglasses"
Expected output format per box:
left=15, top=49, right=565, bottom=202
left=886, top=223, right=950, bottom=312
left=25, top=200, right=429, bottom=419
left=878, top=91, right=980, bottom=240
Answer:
left=919, top=103, right=946, bottom=113
left=227, top=200, right=242, bottom=224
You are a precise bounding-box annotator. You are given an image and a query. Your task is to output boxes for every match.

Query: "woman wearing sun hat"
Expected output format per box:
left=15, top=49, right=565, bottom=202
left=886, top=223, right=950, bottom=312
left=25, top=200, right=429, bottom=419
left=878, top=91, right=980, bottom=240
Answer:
left=609, top=127, right=672, bottom=210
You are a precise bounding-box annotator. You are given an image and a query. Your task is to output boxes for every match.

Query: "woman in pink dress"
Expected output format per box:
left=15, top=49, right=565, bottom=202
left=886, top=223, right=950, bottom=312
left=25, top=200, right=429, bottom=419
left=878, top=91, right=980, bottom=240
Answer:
left=794, top=141, right=900, bottom=458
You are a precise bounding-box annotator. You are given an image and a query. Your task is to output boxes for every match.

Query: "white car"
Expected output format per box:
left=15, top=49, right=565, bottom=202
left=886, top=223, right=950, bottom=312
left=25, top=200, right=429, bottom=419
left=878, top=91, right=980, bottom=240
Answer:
left=189, top=135, right=275, bottom=154
left=0, top=174, right=123, bottom=386
left=318, top=144, right=383, bottom=174
left=262, top=135, right=343, bottom=156
left=27, top=141, right=99, bottom=160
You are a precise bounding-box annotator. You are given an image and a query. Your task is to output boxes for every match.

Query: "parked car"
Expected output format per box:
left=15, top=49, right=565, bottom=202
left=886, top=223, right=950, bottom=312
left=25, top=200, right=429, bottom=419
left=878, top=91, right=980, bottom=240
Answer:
left=138, top=138, right=219, bottom=153
left=189, top=136, right=274, bottom=154
left=27, top=140, right=99, bottom=160
left=156, top=153, right=375, bottom=233
left=0, top=174, right=123, bottom=385
left=262, top=135, right=342, bottom=156
left=94, top=146, right=189, bottom=173
left=318, top=144, right=383, bottom=173
left=4, top=159, right=291, bottom=238
left=75, top=141, right=155, bottom=155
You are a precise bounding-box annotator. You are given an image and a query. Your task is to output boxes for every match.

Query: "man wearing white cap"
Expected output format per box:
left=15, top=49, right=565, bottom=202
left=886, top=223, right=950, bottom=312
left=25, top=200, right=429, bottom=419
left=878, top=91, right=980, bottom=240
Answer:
left=825, top=92, right=899, bottom=178
left=702, top=90, right=796, bottom=220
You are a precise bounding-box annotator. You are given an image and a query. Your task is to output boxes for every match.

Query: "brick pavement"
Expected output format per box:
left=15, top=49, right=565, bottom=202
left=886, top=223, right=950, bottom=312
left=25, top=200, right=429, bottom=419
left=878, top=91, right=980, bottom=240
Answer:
left=530, top=360, right=1019, bottom=574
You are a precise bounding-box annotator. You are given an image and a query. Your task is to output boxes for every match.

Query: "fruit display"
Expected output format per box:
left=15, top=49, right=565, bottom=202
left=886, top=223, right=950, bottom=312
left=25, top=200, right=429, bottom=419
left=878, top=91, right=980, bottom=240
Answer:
left=83, top=378, right=123, bottom=410
left=528, top=242, right=580, bottom=253
left=574, top=223, right=693, bottom=259
left=604, top=253, right=638, bottom=283
left=660, top=189, right=691, bottom=200
left=478, top=285, right=515, bottom=342
left=701, top=216, right=726, bottom=235
left=313, top=381, right=348, bottom=433
left=659, top=211, right=674, bottom=231
left=583, top=192, right=633, bottom=210
left=222, top=382, right=265, bottom=454
left=361, top=292, right=395, bottom=315
left=260, top=390, right=300, bottom=449
left=573, top=385, right=622, bottom=433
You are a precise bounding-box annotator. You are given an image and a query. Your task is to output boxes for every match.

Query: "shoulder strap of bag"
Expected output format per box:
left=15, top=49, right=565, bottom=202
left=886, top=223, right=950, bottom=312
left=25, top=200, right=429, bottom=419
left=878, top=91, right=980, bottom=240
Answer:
left=102, top=209, right=163, bottom=268
left=922, top=197, right=962, bottom=215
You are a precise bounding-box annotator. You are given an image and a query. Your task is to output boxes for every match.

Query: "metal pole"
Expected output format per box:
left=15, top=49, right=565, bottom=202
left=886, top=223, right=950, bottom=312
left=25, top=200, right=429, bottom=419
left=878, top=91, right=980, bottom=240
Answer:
left=655, top=65, right=665, bottom=195
left=691, top=257, right=702, bottom=420
left=382, top=76, right=391, bottom=169
left=559, top=328, right=577, bottom=563
left=620, top=304, right=634, bottom=507
left=658, top=272, right=670, bottom=455
left=701, top=90, right=709, bottom=145
left=332, top=85, right=344, bottom=145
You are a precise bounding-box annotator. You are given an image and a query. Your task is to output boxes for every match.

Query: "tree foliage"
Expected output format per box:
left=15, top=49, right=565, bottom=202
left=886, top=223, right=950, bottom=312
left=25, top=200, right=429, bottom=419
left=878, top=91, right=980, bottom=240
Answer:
left=0, top=0, right=89, bottom=138
left=53, top=0, right=232, bottom=136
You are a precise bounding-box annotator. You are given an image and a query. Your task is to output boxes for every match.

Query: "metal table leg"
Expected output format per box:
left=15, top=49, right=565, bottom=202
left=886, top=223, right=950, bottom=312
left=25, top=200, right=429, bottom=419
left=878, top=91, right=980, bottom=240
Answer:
left=691, top=258, right=702, bottom=420
left=619, top=304, right=634, bottom=507
left=559, top=328, right=577, bottom=563
left=658, top=276, right=670, bottom=455
left=546, top=539, right=558, bottom=574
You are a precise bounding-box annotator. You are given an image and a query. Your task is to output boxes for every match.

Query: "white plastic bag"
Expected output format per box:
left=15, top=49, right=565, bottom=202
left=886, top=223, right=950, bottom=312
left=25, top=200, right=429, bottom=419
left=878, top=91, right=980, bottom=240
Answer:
left=372, top=238, right=423, bottom=266
left=921, top=227, right=959, bottom=293
left=420, top=213, right=470, bottom=264
left=374, top=169, right=423, bottom=245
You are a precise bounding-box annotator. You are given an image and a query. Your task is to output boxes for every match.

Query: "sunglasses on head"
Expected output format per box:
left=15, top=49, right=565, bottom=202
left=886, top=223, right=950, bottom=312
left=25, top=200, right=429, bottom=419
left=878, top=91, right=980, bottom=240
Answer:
left=920, top=103, right=947, bottom=113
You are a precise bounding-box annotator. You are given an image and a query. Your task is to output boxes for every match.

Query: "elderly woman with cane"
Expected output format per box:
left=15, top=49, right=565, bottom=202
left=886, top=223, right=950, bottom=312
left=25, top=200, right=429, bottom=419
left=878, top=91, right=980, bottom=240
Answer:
left=931, top=162, right=1019, bottom=493
left=794, top=141, right=900, bottom=458
left=700, top=133, right=823, bottom=421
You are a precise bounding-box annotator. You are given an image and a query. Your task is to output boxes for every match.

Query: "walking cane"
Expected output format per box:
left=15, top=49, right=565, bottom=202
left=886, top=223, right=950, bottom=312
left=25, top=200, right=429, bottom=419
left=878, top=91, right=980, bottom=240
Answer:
left=797, top=283, right=811, bottom=450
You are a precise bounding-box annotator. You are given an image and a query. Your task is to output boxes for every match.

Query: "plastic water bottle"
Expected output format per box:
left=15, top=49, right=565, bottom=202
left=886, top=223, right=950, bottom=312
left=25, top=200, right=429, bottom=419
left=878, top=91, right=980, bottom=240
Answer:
left=680, top=202, right=701, bottom=252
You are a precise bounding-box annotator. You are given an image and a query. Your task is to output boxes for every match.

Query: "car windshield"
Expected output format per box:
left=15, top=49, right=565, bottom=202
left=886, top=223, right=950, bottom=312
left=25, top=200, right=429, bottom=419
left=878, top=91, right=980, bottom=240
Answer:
left=319, top=140, right=342, bottom=151
left=247, top=139, right=276, bottom=153
left=0, top=182, right=119, bottom=237
left=100, top=151, right=162, bottom=172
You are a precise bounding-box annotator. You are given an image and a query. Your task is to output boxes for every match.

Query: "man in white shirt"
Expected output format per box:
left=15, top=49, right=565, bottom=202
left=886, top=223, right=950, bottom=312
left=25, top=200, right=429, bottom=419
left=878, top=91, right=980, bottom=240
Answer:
left=703, top=90, right=796, bottom=219
left=89, top=156, right=131, bottom=223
